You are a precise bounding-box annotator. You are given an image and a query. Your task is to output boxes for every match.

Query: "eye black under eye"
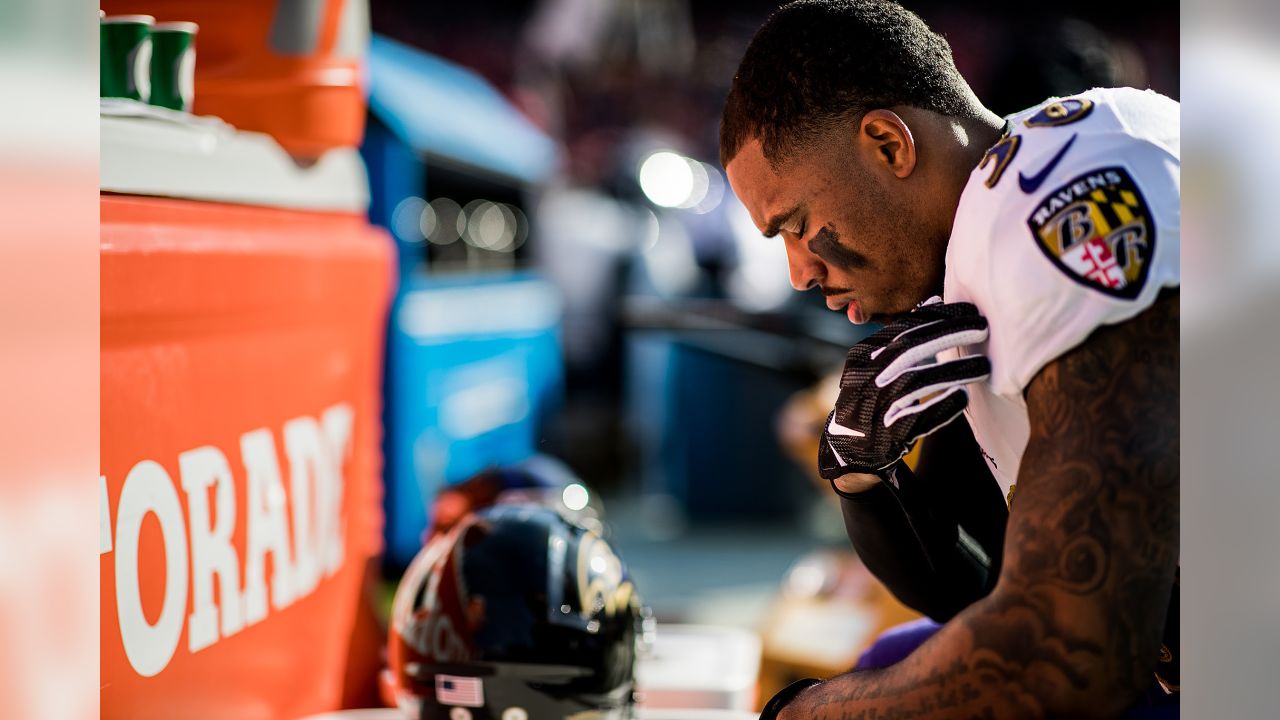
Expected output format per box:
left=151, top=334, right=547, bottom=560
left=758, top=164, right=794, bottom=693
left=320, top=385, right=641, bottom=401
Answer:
left=815, top=226, right=840, bottom=244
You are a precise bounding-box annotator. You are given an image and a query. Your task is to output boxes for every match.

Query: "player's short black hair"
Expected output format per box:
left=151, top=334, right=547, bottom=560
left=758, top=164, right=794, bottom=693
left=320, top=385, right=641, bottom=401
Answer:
left=720, top=0, right=980, bottom=168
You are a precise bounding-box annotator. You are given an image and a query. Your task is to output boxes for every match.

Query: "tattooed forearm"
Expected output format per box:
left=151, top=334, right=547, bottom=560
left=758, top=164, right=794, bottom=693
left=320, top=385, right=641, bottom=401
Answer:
left=782, top=290, right=1179, bottom=720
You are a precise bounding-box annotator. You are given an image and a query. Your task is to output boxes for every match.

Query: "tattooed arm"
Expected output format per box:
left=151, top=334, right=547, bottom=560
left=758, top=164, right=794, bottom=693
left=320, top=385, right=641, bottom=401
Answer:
left=779, top=290, right=1180, bottom=720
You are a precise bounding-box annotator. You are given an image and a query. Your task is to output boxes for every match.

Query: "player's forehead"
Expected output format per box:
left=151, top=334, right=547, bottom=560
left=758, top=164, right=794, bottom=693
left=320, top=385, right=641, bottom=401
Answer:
left=725, top=138, right=806, bottom=235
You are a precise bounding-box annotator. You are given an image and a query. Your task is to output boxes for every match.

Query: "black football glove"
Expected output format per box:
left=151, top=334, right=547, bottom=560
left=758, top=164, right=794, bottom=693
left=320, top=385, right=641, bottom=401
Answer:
left=818, top=299, right=991, bottom=480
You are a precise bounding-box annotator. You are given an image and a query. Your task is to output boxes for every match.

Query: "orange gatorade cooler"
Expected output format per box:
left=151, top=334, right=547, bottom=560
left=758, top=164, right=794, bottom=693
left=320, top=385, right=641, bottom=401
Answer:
left=100, top=196, right=392, bottom=719
left=100, top=44, right=393, bottom=712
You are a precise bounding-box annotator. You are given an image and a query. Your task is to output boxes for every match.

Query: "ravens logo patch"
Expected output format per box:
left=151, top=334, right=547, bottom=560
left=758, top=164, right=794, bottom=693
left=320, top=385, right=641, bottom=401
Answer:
left=1026, top=166, right=1154, bottom=300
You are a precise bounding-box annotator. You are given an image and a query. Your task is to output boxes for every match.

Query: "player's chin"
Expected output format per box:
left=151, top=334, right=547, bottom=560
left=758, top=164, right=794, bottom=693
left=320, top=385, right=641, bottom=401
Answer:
left=868, top=295, right=927, bottom=323
left=859, top=308, right=912, bottom=327
left=851, top=299, right=891, bottom=325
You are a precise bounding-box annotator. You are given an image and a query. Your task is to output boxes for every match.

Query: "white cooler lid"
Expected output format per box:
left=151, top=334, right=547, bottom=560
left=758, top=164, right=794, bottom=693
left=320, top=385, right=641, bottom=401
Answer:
left=637, top=710, right=758, bottom=720
left=100, top=99, right=369, bottom=213
left=637, top=624, right=762, bottom=694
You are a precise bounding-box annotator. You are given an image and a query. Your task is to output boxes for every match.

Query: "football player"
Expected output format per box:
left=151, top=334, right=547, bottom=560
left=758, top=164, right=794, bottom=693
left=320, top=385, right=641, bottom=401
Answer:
left=721, top=1, right=1179, bottom=718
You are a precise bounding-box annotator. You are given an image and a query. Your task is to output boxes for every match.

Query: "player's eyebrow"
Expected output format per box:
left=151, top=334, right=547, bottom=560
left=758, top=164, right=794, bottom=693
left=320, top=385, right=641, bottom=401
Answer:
left=761, top=204, right=802, bottom=238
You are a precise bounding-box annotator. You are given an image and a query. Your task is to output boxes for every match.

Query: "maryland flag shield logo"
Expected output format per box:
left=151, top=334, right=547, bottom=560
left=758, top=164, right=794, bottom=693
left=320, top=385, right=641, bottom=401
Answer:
left=1026, top=166, right=1154, bottom=300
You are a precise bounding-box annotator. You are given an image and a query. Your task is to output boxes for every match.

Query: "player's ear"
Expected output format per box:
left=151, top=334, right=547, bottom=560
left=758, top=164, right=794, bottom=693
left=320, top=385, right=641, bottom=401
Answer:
left=859, top=109, right=916, bottom=179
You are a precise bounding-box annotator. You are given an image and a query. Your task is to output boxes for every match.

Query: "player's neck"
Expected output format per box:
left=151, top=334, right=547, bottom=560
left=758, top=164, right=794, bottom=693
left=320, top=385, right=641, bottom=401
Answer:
left=931, top=111, right=1004, bottom=273
left=953, top=111, right=1006, bottom=171
left=935, top=112, right=1004, bottom=213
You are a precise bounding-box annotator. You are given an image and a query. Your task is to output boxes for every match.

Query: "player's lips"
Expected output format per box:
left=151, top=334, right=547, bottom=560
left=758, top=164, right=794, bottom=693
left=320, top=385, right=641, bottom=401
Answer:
left=846, top=299, right=866, bottom=325
left=824, top=293, right=867, bottom=324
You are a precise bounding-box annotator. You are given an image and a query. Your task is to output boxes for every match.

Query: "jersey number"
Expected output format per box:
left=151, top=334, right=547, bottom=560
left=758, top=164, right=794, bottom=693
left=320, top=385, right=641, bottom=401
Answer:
left=979, top=133, right=1021, bottom=189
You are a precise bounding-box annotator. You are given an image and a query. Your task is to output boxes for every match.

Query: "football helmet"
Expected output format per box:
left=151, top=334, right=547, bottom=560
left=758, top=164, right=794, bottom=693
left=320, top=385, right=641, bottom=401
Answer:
left=389, top=503, right=643, bottom=720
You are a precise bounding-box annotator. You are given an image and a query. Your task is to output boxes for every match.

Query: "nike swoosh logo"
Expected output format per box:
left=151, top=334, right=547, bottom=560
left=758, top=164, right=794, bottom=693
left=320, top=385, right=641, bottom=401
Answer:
left=1018, top=134, right=1077, bottom=194
left=827, top=418, right=866, bottom=438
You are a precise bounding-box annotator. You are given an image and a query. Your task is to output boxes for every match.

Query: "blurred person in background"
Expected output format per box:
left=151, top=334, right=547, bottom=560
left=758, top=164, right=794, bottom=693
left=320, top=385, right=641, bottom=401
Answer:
left=721, top=1, right=1179, bottom=718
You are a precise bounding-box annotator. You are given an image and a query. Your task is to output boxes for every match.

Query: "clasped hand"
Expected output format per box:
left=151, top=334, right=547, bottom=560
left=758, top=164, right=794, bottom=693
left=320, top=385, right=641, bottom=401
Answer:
left=818, top=299, right=991, bottom=481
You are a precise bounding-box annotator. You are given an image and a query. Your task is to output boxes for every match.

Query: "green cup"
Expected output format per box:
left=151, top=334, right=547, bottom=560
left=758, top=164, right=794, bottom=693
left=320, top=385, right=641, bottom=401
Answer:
left=149, top=22, right=198, bottom=112
left=101, top=15, right=154, bottom=101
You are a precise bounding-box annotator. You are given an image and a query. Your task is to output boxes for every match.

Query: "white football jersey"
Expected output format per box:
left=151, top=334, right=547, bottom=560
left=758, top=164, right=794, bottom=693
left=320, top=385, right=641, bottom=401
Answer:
left=942, top=87, right=1181, bottom=500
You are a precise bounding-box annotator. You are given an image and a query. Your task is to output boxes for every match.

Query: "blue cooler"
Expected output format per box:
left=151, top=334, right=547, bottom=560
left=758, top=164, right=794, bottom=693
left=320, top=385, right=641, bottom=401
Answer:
left=383, top=273, right=564, bottom=567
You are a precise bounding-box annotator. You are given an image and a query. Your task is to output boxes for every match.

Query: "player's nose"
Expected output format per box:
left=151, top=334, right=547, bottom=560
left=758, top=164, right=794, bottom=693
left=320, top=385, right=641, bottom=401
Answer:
left=784, top=235, right=825, bottom=291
